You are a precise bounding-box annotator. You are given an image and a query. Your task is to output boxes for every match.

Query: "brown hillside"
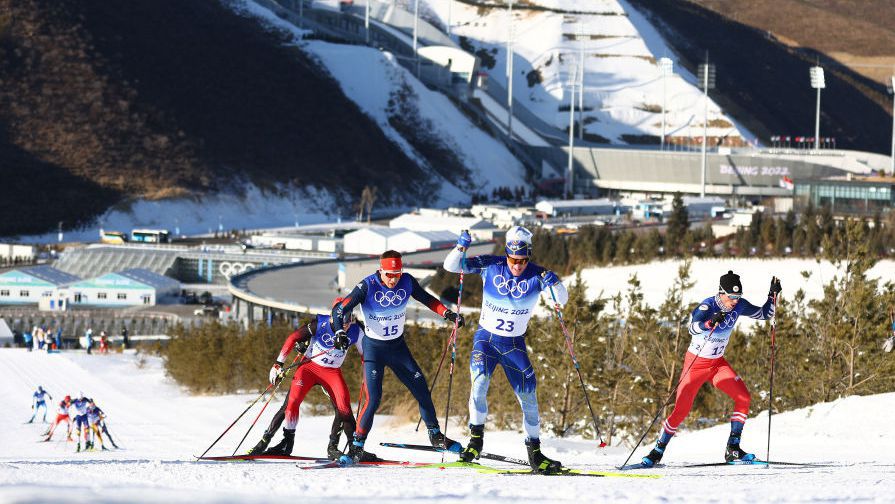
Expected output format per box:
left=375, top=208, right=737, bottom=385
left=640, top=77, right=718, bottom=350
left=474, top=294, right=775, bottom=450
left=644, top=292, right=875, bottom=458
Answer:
left=691, top=0, right=895, bottom=84
left=0, top=0, right=426, bottom=236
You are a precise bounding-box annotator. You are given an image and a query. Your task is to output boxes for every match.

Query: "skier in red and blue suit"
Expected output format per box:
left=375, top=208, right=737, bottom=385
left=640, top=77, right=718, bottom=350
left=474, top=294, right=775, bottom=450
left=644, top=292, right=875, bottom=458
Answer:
left=332, top=250, right=464, bottom=464
left=641, top=270, right=781, bottom=467
left=260, top=297, right=364, bottom=460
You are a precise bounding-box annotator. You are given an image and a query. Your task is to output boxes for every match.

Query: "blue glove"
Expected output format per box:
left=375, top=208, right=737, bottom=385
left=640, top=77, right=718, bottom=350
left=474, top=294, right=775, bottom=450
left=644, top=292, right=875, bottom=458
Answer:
left=457, top=230, right=472, bottom=249
left=541, top=270, right=560, bottom=287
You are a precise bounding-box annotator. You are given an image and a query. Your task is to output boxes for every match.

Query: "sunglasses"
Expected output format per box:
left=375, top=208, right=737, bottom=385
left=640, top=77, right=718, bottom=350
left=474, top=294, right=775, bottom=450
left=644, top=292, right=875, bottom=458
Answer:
left=726, top=294, right=742, bottom=300
left=383, top=271, right=403, bottom=279
left=506, top=256, right=529, bottom=265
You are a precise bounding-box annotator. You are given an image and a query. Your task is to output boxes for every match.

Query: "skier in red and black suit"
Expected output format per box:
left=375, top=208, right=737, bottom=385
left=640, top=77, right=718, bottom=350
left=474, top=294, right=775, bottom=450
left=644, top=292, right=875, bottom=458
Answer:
left=332, top=250, right=465, bottom=464
left=257, top=298, right=365, bottom=460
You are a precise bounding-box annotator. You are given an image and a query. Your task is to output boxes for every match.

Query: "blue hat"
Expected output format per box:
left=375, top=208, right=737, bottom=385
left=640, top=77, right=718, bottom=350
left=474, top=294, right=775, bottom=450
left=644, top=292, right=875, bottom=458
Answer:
left=505, top=226, right=533, bottom=257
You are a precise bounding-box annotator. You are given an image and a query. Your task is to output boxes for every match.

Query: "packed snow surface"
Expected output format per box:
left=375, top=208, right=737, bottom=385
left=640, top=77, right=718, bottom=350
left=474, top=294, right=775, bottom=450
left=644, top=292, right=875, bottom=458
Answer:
left=2, top=349, right=894, bottom=502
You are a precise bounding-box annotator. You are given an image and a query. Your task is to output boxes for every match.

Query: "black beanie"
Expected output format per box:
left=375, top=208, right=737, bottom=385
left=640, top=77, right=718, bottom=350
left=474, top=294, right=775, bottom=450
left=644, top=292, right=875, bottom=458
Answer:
left=719, top=270, right=742, bottom=295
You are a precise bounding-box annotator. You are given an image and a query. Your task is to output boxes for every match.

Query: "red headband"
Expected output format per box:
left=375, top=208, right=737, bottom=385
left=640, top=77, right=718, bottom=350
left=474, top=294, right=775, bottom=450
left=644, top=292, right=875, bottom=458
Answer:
left=380, top=257, right=403, bottom=272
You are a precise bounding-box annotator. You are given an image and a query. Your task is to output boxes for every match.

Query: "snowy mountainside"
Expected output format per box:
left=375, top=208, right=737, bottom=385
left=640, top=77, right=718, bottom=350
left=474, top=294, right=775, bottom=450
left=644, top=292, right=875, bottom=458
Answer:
left=422, top=0, right=756, bottom=145
left=2, top=347, right=895, bottom=502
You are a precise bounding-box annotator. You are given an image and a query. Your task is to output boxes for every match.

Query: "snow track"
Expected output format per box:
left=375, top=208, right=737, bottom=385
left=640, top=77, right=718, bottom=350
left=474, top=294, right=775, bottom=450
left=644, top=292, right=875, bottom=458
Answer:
left=2, top=349, right=894, bottom=502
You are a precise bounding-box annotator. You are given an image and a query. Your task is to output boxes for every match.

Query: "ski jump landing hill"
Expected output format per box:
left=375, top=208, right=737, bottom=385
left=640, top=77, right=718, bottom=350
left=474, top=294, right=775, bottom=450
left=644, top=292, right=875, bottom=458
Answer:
left=2, top=348, right=895, bottom=502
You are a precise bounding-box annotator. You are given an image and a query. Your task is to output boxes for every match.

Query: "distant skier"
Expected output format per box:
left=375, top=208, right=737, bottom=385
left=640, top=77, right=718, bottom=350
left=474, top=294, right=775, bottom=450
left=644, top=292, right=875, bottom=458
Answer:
left=248, top=300, right=362, bottom=461
left=331, top=250, right=464, bottom=464
left=71, top=394, right=91, bottom=452
left=44, top=396, right=72, bottom=442
left=443, top=226, right=568, bottom=474
left=641, top=271, right=781, bottom=467
left=28, top=386, right=53, bottom=423
left=85, top=400, right=110, bottom=451
left=884, top=315, right=895, bottom=353
left=85, top=328, right=93, bottom=355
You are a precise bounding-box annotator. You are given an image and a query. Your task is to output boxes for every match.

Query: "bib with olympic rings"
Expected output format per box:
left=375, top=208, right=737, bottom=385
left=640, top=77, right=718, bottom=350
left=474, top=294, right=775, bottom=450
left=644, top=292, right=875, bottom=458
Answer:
left=477, top=257, right=546, bottom=337
left=306, top=314, right=362, bottom=368
left=360, top=273, right=413, bottom=341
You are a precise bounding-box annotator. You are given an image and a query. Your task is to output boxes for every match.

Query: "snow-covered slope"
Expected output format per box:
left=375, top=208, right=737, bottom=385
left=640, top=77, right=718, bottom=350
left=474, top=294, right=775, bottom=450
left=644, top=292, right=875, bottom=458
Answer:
left=2, top=348, right=894, bottom=502
left=423, top=0, right=755, bottom=145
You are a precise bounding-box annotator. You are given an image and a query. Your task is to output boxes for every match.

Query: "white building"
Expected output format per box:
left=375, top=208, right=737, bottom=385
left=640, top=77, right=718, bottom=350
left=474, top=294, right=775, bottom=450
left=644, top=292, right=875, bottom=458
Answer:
left=388, top=230, right=458, bottom=253
left=388, top=213, right=497, bottom=240
left=0, top=266, right=80, bottom=305
left=250, top=233, right=341, bottom=253
left=470, top=204, right=538, bottom=228
left=663, top=196, right=727, bottom=220
left=342, top=228, right=406, bottom=255
left=0, top=243, right=37, bottom=262
left=63, top=268, right=180, bottom=308
left=535, top=199, right=619, bottom=217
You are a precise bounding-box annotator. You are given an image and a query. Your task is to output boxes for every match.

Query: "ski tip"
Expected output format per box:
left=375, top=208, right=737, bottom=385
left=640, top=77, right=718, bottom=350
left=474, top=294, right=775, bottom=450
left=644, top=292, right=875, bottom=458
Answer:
left=598, top=442, right=607, bottom=448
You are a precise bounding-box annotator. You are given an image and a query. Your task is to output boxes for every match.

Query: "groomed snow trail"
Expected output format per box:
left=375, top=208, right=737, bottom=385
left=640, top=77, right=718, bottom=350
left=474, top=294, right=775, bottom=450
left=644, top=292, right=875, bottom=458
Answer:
left=1, top=349, right=894, bottom=503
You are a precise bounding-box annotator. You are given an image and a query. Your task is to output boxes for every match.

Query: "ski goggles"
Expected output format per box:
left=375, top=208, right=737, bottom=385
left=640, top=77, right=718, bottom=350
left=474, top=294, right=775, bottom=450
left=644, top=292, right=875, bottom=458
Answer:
left=506, top=256, right=529, bottom=265
left=383, top=271, right=403, bottom=279
left=726, top=294, right=742, bottom=300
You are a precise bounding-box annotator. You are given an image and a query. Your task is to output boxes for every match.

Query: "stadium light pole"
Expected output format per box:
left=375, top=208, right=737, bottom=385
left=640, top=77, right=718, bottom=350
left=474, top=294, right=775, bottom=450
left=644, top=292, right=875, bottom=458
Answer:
left=413, top=0, right=420, bottom=78
left=365, top=0, right=370, bottom=43
left=809, top=66, right=825, bottom=151
left=447, top=0, right=452, bottom=37
left=658, top=57, right=673, bottom=151
left=577, top=24, right=585, bottom=141
left=698, top=55, right=716, bottom=198
left=567, top=63, right=578, bottom=199
left=506, top=0, right=514, bottom=141
left=890, top=75, right=895, bottom=174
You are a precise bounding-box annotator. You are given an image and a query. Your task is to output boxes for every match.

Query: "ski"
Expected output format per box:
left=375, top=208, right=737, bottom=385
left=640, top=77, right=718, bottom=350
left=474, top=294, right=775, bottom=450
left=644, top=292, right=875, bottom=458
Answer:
left=380, top=442, right=529, bottom=467
left=674, top=460, right=836, bottom=468
left=195, top=454, right=328, bottom=463
left=475, top=467, right=661, bottom=479
left=299, top=459, right=438, bottom=470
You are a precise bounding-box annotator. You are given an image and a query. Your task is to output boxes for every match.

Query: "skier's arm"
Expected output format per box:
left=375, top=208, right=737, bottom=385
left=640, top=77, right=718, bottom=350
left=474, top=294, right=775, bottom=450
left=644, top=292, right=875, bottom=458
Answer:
left=689, top=304, right=714, bottom=335
left=537, top=268, right=568, bottom=306
left=332, top=281, right=368, bottom=329
left=409, top=275, right=448, bottom=317
left=276, top=324, right=313, bottom=364
left=741, top=297, right=776, bottom=321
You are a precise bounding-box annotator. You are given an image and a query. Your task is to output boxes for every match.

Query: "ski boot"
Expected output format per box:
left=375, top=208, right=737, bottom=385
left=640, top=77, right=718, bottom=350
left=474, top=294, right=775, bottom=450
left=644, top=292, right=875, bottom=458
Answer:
left=428, top=427, right=462, bottom=453
left=338, top=437, right=380, bottom=464
left=247, top=432, right=273, bottom=456
left=263, top=428, right=295, bottom=456
left=724, top=442, right=756, bottom=463
left=326, top=435, right=344, bottom=461
left=526, top=438, right=563, bottom=474
left=459, top=424, right=484, bottom=462
left=641, top=441, right=667, bottom=468
left=101, top=445, right=110, bottom=451
left=76, top=442, right=81, bottom=453
left=85, top=440, right=94, bottom=451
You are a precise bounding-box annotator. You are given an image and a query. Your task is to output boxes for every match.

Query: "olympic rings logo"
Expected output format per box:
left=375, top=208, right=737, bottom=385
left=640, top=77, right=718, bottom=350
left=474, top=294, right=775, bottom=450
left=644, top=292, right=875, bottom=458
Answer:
left=218, top=262, right=255, bottom=278
left=320, top=332, right=336, bottom=346
left=373, top=289, right=407, bottom=307
left=492, top=274, right=530, bottom=299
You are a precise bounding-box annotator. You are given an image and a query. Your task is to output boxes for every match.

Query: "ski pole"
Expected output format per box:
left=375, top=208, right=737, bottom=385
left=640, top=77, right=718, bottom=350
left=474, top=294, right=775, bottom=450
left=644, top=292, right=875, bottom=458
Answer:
left=619, top=322, right=720, bottom=469
left=414, top=334, right=452, bottom=432
left=196, top=349, right=325, bottom=459
left=441, top=270, right=464, bottom=463
left=766, top=287, right=779, bottom=467
left=546, top=283, right=606, bottom=448
left=230, top=349, right=330, bottom=455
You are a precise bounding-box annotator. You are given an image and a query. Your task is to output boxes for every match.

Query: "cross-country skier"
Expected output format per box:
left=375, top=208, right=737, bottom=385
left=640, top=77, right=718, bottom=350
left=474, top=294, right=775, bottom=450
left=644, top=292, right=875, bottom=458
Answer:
left=44, top=396, right=72, bottom=441
left=332, top=250, right=465, bottom=464
left=640, top=271, right=781, bottom=467
left=443, top=226, right=568, bottom=474
left=71, top=393, right=91, bottom=452
left=251, top=299, right=364, bottom=460
left=29, top=386, right=53, bottom=423
left=85, top=400, right=110, bottom=451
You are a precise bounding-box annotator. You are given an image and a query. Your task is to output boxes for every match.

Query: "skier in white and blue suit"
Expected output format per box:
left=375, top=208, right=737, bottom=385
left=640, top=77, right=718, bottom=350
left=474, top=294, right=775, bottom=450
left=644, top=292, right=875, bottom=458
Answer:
left=443, top=226, right=568, bottom=474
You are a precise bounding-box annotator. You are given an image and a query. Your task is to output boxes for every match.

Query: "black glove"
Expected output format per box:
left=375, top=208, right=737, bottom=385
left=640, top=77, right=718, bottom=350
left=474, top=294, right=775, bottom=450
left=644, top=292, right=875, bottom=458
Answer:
left=333, top=330, right=350, bottom=351
left=706, top=311, right=725, bottom=329
left=294, top=339, right=310, bottom=354
left=769, top=276, right=782, bottom=298
left=444, top=310, right=465, bottom=328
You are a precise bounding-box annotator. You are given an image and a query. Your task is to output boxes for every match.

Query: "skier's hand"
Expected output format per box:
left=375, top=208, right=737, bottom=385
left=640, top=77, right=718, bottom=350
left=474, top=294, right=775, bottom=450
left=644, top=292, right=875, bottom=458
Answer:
left=456, top=230, right=472, bottom=249
left=444, top=309, right=465, bottom=328
left=269, top=362, right=284, bottom=385
left=705, top=311, right=726, bottom=329
left=294, top=339, right=310, bottom=355
left=769, top=276, right=782, bottom=298
left=540, top=270, right=560, bottom=287
left=333, top=330, right=350, bottom=351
